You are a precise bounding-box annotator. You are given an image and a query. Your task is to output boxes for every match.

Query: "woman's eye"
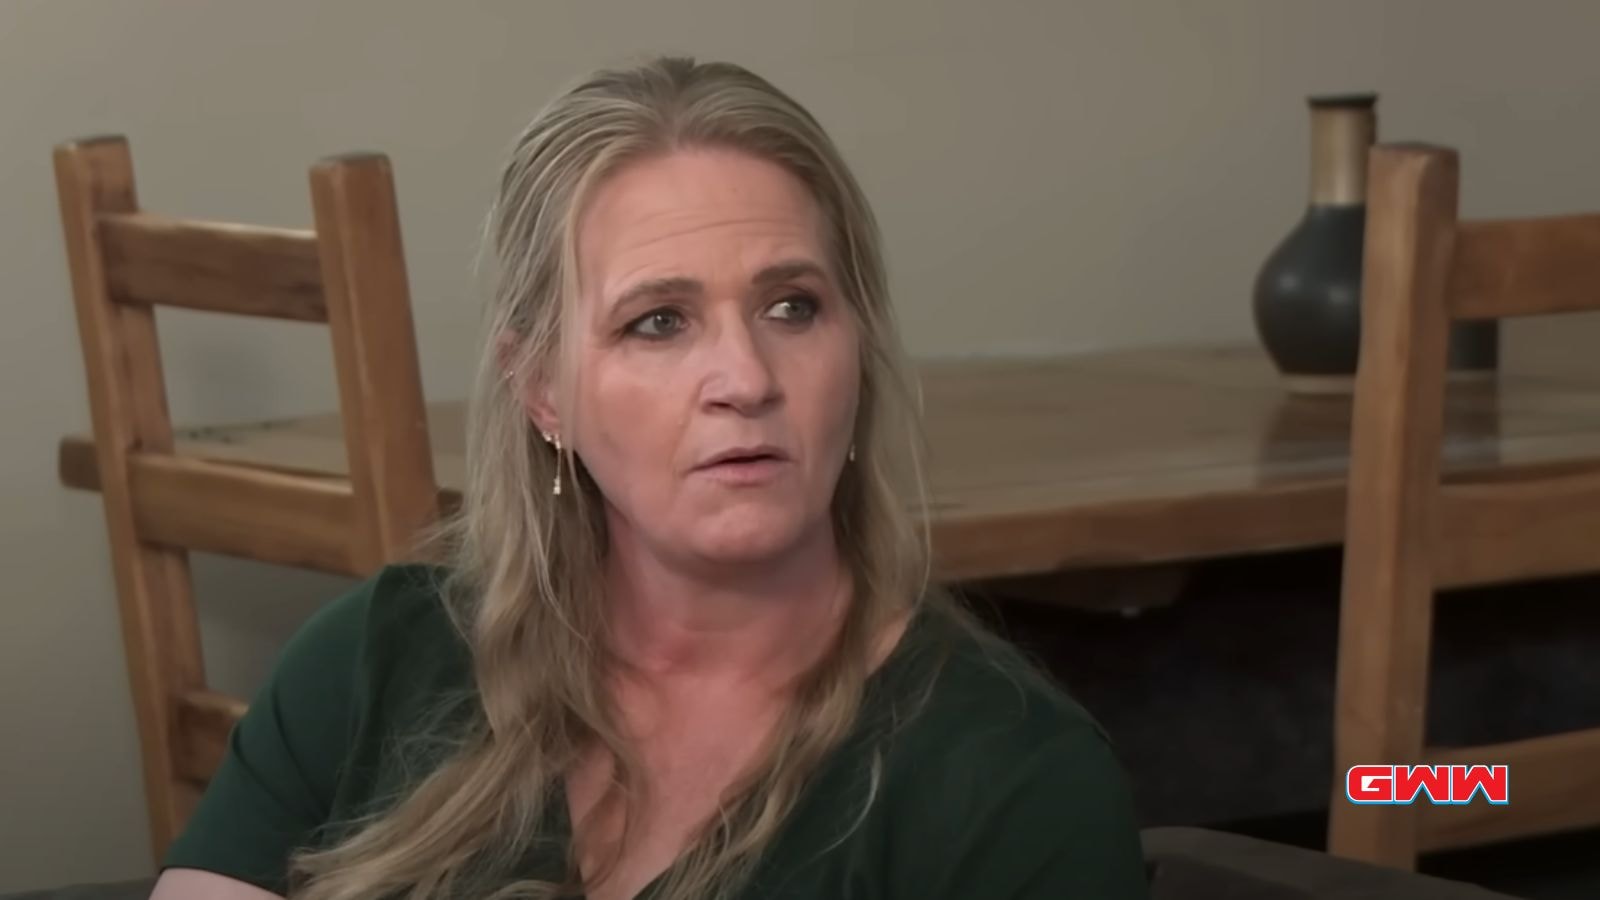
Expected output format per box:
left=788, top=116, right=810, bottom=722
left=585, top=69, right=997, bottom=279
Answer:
left=627, top=308, right=687, bottom=339
left=766, top=293, right=819, bottom=323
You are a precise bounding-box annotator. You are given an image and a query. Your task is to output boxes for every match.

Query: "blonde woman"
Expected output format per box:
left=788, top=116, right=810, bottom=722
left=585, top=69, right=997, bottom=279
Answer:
left=152, top=57, right=1148, bottom=900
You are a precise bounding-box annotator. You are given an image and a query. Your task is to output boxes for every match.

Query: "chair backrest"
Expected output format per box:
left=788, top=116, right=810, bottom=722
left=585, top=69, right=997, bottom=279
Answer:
left=53, top=135, right=440, bottom=858
left=1345, top=143, right=1600, bottom=597
left=1331, top=142, right=1600, bottom=865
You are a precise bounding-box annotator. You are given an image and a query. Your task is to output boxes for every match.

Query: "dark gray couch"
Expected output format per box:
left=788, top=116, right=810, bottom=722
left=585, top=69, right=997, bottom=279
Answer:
left=3, top=829, right=1519, bottom=899
left=1142, top=827, right=1518, bottom=898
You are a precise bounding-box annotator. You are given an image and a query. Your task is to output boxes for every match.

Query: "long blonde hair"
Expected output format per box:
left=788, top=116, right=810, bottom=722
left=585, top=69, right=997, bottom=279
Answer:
left=290, top=56, right=944, bottom=900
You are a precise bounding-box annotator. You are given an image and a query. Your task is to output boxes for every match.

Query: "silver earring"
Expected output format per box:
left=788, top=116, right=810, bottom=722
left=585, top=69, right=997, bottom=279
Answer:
left=848, top=443, right=856, bottom=462
left=541, top=431, right=563, bottom=496
left=551, top=433, right=562, bottom=496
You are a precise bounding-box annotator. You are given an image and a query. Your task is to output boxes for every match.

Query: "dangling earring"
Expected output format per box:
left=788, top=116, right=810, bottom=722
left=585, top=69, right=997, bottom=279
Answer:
left=553, top=434, right=563, bottom=496
left=543, top=431, right=563, bottom=496
left=848, top=443, right=856, bottom=462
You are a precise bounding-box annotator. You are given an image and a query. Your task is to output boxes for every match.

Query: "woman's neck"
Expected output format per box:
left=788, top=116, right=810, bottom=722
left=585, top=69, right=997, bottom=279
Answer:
left=602, top=522, right=850, bottom=690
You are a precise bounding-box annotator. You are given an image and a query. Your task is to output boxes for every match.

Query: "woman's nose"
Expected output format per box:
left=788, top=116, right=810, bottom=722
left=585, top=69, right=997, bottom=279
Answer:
left=702, top=318, right=781, bottom=414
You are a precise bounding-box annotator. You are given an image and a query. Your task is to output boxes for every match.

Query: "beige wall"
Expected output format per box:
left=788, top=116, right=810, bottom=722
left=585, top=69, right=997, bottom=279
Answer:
left=4, top=0, right=1599, bottom=889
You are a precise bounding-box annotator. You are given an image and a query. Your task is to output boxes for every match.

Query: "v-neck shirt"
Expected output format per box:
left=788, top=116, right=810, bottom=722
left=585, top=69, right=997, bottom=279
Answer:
left=164, top=564, right=1149, bottom=898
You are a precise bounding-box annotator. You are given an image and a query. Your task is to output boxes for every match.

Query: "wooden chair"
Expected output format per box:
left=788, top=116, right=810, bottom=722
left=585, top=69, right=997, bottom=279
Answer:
left=1328, top=142, right=1600, bottom=869
left=52, top=135, right=441, bottom=861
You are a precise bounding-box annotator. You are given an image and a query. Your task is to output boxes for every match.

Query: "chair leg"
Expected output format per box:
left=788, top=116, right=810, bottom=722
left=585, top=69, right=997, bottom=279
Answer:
left=1326, top=578, right=1436, bottom=869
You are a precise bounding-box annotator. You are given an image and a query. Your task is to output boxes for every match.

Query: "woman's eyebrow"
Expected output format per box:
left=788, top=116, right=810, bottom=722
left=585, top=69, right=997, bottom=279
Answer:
left=612, top=260, right=829, bottom=310
left=613, top=276, right=701, bottom=310
left=752, top=259, right=828, bottom=288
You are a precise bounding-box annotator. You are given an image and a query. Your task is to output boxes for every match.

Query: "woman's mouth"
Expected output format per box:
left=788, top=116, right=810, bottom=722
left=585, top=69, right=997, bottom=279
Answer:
left=694, top=447, right=790, bottom=484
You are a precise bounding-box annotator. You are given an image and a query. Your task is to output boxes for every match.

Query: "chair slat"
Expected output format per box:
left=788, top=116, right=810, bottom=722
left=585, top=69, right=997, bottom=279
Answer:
left=101, top=212, right=327, bottom=322
left=1420, top=729, right=1600, bottom=851
left=1450, top=214, right=1600, bottom=320
left=127, top=454, right=363, bottom=574
left=1435, top=467, right=1600, bottom=588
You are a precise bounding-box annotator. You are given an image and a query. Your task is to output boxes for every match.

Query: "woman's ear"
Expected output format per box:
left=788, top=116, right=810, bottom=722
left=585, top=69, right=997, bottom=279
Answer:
left=498, top=336, right=562, bottom=439
left=519, top=378, right=562, bottom=440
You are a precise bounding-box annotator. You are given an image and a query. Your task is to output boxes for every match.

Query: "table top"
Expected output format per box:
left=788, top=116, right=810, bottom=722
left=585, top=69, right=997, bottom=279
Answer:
left=58, top=343, right=1600, bottom=581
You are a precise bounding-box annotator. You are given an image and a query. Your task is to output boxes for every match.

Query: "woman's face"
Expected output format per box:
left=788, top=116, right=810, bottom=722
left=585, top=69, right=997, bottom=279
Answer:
left=547, top=147, right=860, bottom=569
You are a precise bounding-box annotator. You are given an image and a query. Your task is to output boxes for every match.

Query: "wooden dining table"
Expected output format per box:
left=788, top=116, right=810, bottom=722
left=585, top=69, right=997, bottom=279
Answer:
left=57, top=342, right=1600, bottom=585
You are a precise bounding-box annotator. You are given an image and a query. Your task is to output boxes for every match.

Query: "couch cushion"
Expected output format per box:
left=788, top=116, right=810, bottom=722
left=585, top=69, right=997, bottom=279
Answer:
left=1143, top=827, right=1518, bottom=900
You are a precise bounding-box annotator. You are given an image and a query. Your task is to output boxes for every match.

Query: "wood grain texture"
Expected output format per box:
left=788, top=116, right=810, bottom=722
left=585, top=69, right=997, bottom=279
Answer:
left=1327, top=143, right=1461, bottom=869
left=309, top=154, right=440, bottom=570
left=100, top=212, right=326, bottom=321
left=53, top=136, right=208, bottom=858
left=128, top=454, right=364, bottom=574
left=1435, top=466, right=1600, bottom=587
left=1450, top=214, right=1600, bottom=320
left=1419, top=731, right=1600, bottom=852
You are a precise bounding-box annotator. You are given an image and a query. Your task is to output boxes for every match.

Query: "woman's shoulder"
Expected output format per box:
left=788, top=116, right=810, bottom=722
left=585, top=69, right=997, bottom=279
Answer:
left=886, top=604, right=1111, bottom=753
left=862, top=605, right=1149, bottom=897
left=293, top=562, right=463, bottom=669
left=161, top=564, right=469, bottom=890
left=268, top=562, right=471, bottom=751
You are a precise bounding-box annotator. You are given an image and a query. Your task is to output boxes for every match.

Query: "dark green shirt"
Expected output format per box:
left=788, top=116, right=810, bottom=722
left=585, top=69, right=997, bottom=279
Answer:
left=165, top=565, right=1148, bottom=898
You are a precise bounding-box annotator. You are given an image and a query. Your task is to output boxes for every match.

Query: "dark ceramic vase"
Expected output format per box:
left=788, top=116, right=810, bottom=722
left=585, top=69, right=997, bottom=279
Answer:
left=1253, top=94, right=1497, bottom=393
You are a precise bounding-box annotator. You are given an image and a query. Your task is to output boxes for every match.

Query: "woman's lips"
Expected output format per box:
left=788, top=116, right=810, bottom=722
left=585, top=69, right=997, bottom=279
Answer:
left=693, top=455, right=790, bottom=485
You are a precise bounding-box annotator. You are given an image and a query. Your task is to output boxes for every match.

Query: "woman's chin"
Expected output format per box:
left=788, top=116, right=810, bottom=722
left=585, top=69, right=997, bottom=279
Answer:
left=684, top=516, right=809, bottom=566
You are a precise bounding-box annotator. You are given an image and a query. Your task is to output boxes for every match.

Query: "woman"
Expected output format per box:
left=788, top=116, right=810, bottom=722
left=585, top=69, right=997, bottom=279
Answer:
left=153, top=57, right=1148, bottom=900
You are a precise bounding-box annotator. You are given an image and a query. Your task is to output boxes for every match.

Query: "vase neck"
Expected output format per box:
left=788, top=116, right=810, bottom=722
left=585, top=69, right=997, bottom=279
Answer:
left=1308, top=100, right=1375, bottom=206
